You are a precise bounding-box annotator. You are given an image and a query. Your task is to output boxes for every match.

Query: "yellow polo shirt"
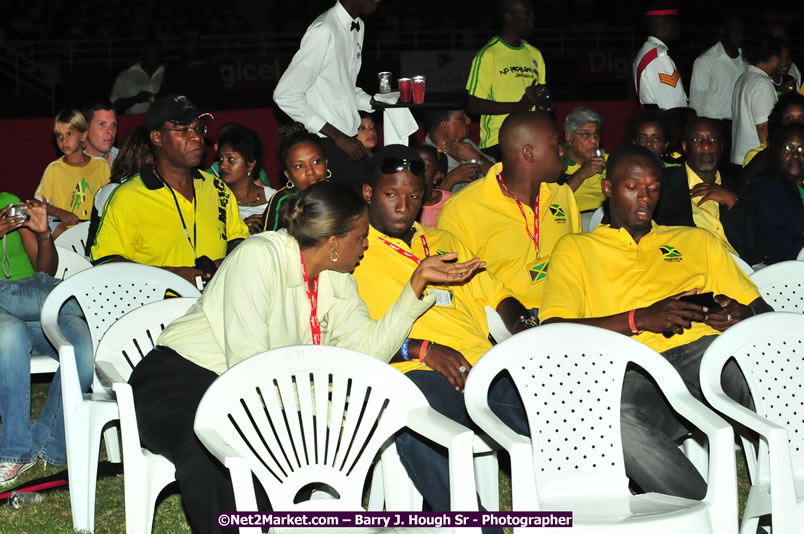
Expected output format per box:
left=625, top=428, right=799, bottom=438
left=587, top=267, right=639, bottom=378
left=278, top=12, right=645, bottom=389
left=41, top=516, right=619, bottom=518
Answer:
left=742, top=143, right=766, bottom=167
left=686, top=164, right=737, bottom=255
left=540, top=222, right=760, bottom=353
left=466, top=36, right=547, bottom=149
left=353, top=223, right=513, bottom=374
left=91, top=165, right=249, bottom=266
left=437, top=162, right=581, bottom=310
left=564, top=152, right=608, bottom=212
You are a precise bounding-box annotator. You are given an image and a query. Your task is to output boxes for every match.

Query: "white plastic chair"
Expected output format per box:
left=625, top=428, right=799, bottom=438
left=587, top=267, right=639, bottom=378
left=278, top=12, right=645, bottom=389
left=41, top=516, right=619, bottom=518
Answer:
left=581, top=206, right=605, bottom=233
left=464, top=323, right=738, bottom=534
left=749, top=260, right=804, bottom=313
left=54, top=220, right=90, bottom=256
left=40, top=263, right=200, bottom=533
left=95, top=297, right=198, bottom=534
left=700, top=312, right=804, bottom=534
left=55, top=245, right=92, bottom=279
left=194, top=345, right=480, bottom=534
left=485, top=305, right=511, bottom=344
left=797, top=247, right=804, bottom=261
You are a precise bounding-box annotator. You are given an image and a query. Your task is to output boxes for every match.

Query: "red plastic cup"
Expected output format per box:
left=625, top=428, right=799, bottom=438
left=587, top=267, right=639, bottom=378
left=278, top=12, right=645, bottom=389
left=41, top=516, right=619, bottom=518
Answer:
left=398, top=78, right=412, bottom=103
left=412, top=75, right=426, bottom=104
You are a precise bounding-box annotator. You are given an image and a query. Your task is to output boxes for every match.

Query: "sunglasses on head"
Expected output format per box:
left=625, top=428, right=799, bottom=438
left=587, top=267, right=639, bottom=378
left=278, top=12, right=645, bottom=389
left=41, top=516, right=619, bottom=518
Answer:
left=380, top=157, right=426, bottom=176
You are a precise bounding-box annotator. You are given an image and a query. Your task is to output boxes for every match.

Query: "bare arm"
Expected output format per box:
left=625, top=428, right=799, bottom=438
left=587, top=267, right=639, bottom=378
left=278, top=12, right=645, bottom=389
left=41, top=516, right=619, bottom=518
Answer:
left=756, top=122, right=769, bottom=144
left=495, top=297, right=536, bottom=334
left=319, top=123, right=368, bottom=160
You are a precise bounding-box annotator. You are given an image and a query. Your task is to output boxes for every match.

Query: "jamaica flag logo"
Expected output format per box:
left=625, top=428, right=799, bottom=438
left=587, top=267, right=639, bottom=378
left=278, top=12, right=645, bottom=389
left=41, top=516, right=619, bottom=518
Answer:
left=548, top=203, right=566, bottom=223
left=436, top=249, right=449, bottom=256
left=660, top=245, right=683, bottom=262
left=529, top=261, right=548, bottom=283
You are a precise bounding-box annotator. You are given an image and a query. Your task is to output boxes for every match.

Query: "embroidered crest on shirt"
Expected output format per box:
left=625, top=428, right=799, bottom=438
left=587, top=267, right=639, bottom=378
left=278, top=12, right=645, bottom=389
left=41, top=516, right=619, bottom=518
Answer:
left=548, top=203, right=566, bottom=223
left=658, top=71, right=680, bottom=87
left=660, top=245, right=683, bottom=262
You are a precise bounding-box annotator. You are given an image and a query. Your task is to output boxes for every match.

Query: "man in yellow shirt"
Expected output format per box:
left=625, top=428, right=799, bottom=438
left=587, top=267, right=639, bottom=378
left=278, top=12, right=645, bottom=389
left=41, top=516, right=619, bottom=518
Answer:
left=438, top=111, right=581, bottom=315
left=653, top=116, right=763, bottom=264
left=92, top=95, right=249, bottom=286
left=465, top=0, right=549, bottom=160
left=354, top=145, right=531, bottom=524
left=540, top=144, right=772, bottom=500
left=561, top=106, right=607, bottom=212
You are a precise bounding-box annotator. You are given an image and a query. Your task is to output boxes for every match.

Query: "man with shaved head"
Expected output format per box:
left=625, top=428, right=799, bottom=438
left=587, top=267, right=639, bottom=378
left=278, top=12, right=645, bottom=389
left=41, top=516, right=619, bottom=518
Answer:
left=540, top=144, right=772, bottom=500
left=653, top=116, right=763, bottom=263
left=437, top=111, right=581, bottom=318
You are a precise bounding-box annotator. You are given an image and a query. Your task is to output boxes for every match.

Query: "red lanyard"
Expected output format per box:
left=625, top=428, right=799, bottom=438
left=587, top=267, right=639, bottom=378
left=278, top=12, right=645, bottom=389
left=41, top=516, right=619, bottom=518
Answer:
left=299, top=250, right=321, bottom=345
left=377, top=235, right=430, bottom=265
left=497, top=173, right=539, bottom=251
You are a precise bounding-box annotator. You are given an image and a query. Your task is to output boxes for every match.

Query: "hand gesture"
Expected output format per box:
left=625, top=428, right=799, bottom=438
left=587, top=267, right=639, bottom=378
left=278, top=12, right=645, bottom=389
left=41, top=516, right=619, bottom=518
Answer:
left=422, top=343, right=473, bottom=391
left=442, top=163, right=481, bottom=191
left=634, top=289, right=707, bottom=335
left=23, top=198, right=49, bottom=234
left=442, top=139, right=483, bottom=162
left=334, top=133, right=368, bottom=161
left=689, top=183, right=738, bottom=209
left=409, top=252, right=485, bottom=296
left=169, top=266, right=210, bottom=288
left=60, top=212, right=80, bottom=227
left=574, top=156, right=606, bottom=181
left=704, top=294, right=748, bottom=331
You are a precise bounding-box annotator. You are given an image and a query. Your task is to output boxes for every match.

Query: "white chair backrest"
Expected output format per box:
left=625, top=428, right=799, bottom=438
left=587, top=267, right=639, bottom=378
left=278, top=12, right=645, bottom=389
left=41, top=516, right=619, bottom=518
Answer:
left=701, top=312, right=804, bottom=480
left=465, top=323, right=689, bottom=504
left=749, top=260, right=804, bottom=313
left=485, top=306, right=511, bottom=343
left=194, top=345, right=432, bottom=510
left=95, top=297, right=198, bottom=384
left=54, top=221, right=90, bottom=256
left=588, top=206, right=604, bottom=231
left=730, top=253, right=754, bottom=276
left=41, top=262, right=201, bottom=353
left=797, top=247, right=804, bottom=261
left=55, top=245, right=92, bottom=279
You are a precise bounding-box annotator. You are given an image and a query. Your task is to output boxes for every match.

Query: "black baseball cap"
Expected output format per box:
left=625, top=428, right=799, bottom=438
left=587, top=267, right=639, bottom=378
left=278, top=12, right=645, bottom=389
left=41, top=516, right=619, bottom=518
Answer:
left=145, top=95, right=213, bottom=132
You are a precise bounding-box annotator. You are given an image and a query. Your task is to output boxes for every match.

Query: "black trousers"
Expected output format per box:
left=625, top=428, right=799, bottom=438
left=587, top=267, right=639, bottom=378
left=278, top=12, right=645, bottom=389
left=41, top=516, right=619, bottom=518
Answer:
left=130, top=346, right=269, bottom=533
left=319, top=137, right=370, bottom=193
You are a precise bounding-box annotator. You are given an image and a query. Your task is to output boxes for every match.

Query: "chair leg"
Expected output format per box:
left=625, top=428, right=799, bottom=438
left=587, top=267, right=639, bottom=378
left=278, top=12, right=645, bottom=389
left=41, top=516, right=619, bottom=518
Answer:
left=367, top=460, right=385, bottom=511
left=103, top=425, right=122, bottom=463
left=474, top=450, right=499, bottom=511
left=66, top=424, right=102, bottom=532
left=739, top=488, right=770, bottom=534
left=681, top=434, right=709, bottom=480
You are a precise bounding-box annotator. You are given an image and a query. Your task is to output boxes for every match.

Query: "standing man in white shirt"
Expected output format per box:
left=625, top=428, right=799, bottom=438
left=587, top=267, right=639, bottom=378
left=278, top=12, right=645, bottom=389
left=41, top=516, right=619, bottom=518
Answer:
left=731, top=36, right=784, bottom=165
left=274, top=0, right=382, bottom=189
left=690, top=16, right=746, bottom=121
left=632, top=6, right=688, bottom=110
left=110, top=41, right=165, bottom=115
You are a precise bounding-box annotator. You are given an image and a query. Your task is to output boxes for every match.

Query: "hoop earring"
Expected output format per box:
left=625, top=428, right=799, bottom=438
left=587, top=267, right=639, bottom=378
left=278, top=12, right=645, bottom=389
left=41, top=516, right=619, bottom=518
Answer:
left=330, top=251, right=339, bottom=262
left=286, top=181, right=295, bottom=189
left=325, top=169, right=332, bottom=180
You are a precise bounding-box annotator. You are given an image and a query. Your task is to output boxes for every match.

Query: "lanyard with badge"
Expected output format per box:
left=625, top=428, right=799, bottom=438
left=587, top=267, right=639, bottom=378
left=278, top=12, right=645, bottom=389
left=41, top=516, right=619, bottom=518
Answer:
left=497, top=173, right=539, bottom=255
left=377, top=235, right=454, bottom=307
left=299, top=250, right=321, bottom=345
left=154, top=167, right=198, bottom=258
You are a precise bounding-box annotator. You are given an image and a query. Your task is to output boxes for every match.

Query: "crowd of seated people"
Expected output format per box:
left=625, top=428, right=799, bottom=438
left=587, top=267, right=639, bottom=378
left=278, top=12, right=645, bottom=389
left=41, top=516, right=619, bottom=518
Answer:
left=3, top=1, right=804, bottom=533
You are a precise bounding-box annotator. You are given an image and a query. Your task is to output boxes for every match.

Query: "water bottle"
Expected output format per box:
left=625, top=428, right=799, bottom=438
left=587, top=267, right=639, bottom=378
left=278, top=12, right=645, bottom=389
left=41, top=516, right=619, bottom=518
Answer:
left=8, top=491, right=42, bottom=509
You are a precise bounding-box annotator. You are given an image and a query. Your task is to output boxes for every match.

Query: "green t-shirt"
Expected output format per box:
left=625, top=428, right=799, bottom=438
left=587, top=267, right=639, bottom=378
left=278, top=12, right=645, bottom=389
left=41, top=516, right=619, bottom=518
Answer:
left=1, top=192, right=35, bottom=280
left=798, top=184, right=804, bottom=205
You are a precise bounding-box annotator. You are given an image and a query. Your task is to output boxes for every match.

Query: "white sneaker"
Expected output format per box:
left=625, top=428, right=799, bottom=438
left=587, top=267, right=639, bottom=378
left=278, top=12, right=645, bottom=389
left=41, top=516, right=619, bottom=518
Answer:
left=0, top=459, right=37, bottom=486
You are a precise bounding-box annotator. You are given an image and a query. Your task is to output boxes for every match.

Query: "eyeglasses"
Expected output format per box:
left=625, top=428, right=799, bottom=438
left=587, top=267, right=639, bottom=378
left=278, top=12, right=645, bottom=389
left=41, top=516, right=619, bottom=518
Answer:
left=161, top=125, right=208, bottom=137
left=782, top=144, right=804, bottom=156
left=379, top=157, right=426, bottom=176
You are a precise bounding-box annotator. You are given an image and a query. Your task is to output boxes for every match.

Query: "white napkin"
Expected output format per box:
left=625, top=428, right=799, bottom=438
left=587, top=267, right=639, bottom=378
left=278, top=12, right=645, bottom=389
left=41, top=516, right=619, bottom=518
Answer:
left=382, top=108, right=418, bottom=146
left=373, top=92, right=400, bottom=105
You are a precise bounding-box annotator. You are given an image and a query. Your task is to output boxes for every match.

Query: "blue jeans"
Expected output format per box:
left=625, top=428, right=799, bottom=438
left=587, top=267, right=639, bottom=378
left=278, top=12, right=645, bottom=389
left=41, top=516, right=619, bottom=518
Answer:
left=620, top=335, right=753, bottom=500
left=0, top=273, right=93, bottom=465
left=395, top=370, right=529, bottom=534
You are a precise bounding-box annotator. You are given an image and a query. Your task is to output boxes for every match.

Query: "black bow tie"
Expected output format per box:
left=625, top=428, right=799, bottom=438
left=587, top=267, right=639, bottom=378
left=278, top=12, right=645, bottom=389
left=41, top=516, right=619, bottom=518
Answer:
left=350, top=21, right=360, bottom=31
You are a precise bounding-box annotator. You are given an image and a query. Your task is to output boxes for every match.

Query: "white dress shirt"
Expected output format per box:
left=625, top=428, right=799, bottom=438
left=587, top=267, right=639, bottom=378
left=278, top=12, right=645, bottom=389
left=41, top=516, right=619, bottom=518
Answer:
left=273, top=1, right=374, bottom=137
left=633, top=36, right=688, bottom=109
left=731, top=65, right=778, bottom=165
left=110, top=63, right=165, bottom=114
left=689, top=41, right=747, bottom=120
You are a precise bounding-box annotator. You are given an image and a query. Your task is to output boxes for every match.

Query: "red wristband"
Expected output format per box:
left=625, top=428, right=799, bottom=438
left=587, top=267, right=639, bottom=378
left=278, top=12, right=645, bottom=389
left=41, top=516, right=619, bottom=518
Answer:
left=419, top=340, right=430, bottom=363
left=628, top=309, right=641, bottom=335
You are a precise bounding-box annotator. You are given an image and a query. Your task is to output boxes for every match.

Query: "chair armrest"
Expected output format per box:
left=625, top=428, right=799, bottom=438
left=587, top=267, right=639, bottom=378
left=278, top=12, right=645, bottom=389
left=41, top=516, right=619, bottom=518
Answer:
left=404, top=406, right=478, bottom=511
left=96, top=361, right=126, bottom=386
left=195, top=426, right=260, bottom=513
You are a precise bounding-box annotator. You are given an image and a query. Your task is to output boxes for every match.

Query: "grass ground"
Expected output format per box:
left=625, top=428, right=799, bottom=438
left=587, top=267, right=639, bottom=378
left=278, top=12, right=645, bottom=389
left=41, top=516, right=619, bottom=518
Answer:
left=0, top=380, right=752, bottom=533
